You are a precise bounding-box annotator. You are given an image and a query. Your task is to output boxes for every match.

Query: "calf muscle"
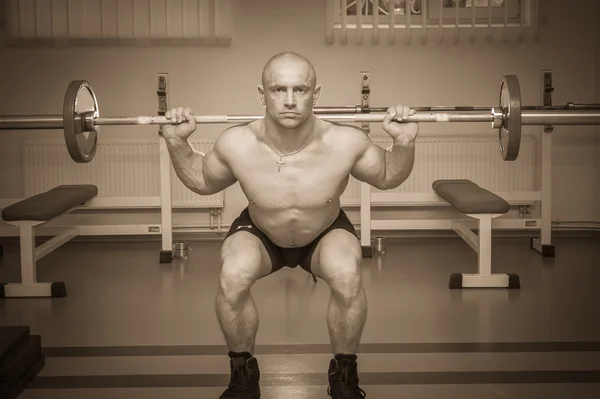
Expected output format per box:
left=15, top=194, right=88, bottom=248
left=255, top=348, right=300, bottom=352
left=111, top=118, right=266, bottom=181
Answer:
left=328, top=283, right=367, bottom=355
left=311, top=230, right=367, bottom=355
left=216, top=233, right=271, bottom=355
left=215, top=286, right=259, bottom=354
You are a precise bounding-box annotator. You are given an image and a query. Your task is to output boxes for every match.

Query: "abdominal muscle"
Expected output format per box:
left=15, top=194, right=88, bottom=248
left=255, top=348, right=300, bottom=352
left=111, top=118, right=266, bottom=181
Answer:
left=248, top=199, right=341, bottom=248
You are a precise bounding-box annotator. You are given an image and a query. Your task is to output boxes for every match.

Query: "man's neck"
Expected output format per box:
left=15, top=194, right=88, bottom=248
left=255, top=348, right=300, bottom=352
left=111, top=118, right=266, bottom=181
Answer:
left=262, top=116, right=317, bottom=154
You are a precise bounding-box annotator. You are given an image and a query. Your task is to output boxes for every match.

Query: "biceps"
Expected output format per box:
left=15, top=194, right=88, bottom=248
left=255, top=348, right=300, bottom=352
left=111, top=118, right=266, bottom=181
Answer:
left=350, top=143, right=386, bottom=185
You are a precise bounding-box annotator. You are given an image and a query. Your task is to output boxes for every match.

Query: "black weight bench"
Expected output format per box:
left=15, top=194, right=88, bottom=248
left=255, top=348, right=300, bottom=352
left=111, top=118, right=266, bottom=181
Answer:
left=432, top=179, right=520, bottom=289
left=1, top=185, right=98, bottom=298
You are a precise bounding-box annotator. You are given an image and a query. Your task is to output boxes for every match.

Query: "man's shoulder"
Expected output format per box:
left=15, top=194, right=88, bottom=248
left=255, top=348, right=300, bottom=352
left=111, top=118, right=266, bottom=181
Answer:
left=209, top=123, right=256, bottom=162
left=323, top=121, right=371, bottom=148
left=222, top=121, right=255, bottom=137
left=216, top=122, right=256, bottom=146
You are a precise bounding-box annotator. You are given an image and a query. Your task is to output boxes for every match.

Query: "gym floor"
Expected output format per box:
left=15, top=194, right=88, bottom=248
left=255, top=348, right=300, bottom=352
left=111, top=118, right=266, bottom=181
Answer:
left=1, top=235, right=600, bottom=398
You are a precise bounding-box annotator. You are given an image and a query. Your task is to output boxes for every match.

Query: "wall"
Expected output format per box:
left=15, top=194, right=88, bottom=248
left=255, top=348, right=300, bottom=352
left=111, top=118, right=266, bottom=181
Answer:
left=0, top=0, right=599, bottom=231
left=528, top=0, right=598, bottom=224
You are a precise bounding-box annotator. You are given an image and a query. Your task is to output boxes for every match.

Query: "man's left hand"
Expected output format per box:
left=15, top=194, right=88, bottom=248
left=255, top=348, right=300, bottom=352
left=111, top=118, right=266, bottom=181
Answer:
left=382, top=105, right=419, bottom=144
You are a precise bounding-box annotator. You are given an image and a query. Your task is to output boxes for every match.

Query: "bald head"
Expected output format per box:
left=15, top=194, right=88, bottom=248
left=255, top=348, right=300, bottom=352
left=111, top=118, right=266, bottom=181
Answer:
left=257, top=52, right=322, bottom=129
left=261, top=52, right=317, bottom=90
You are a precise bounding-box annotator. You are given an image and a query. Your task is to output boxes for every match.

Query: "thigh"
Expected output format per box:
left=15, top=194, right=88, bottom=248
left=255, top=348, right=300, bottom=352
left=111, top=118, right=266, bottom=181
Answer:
left=221, top=231, right=274, bottom=282
left=309, top=229, right=362, bottom=283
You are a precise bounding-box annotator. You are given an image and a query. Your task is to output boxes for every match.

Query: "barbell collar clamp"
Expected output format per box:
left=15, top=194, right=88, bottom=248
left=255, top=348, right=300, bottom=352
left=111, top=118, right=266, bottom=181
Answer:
left=491, top=107, right=504, bottom=129
left=84, top=112, right=95, bottom=131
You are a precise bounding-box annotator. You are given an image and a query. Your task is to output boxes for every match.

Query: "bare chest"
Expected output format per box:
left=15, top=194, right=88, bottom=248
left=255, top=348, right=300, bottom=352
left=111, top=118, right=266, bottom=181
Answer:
left=232, top=146, right=351, bottom=209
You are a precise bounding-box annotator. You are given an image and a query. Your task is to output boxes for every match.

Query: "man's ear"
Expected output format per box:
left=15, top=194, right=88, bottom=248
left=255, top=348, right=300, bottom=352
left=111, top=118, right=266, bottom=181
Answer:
left=257, top=85, right=266, bottom=107
left=313, top=84, right=322, bottom=106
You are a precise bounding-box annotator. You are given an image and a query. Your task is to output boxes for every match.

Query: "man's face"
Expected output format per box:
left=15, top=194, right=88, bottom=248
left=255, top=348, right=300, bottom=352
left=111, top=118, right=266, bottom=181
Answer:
left=258, top=59, right=321, bottom=129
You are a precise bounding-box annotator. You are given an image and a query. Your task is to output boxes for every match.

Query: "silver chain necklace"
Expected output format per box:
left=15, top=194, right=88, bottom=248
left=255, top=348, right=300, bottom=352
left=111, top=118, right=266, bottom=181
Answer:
left=259, top=120, right=317, bottom=172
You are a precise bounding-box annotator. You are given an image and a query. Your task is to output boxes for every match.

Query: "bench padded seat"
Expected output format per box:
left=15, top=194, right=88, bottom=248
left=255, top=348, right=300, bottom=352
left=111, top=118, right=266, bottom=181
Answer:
left=1, top=185, right=98, bottom=222
left=432, top=179, right=509, bottom=214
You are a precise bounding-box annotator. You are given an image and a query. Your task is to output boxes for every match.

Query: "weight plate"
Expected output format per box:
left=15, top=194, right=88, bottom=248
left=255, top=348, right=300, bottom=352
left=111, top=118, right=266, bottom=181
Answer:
left=498, top=75, right=521, bottom=161
left=63, top=80, right=99, bottom=163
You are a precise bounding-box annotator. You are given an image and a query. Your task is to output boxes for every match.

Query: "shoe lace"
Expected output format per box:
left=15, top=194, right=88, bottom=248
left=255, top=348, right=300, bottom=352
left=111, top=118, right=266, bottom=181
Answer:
left=327, top=364, right=367, bottom=398
left=228, top=362, right=252, bottom=391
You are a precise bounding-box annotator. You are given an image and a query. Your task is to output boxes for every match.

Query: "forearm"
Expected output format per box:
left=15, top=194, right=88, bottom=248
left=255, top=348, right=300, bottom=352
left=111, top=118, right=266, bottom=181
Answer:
left=164, top=138, right=210, bottom=194
left=381, top=137, right=416, bottom=189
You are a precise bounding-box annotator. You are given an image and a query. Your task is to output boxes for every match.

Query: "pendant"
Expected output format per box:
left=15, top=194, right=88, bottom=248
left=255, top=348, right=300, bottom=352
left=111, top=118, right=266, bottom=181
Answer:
left=276, top=158, right=285, bottom=172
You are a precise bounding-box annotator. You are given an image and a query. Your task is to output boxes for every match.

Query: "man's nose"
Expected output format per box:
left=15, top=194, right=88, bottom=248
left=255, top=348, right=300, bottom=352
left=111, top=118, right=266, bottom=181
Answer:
left=284, top=90, right=296, bottom=107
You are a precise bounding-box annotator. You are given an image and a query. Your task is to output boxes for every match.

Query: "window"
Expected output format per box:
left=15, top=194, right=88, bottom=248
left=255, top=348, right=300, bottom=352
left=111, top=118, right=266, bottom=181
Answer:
left=343, top=0, right=418, bottom=17
left=428, top=0, right=522, bottom=24
left=334, top=0, right=527, bottom=27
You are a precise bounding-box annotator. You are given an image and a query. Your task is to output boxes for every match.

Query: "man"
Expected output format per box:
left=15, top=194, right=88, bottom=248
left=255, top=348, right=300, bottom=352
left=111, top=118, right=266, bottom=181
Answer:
left=161, top=52, right=418, bottom=398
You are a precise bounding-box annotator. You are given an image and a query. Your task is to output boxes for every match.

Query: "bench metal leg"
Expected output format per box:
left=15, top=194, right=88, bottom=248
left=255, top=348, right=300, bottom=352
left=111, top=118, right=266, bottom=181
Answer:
left=0, top=221, right=67, bottom=298
left=17, top=223, right=38, bottom=289
left=478, top=215, right=493, bottom=277
left=449, top=214, right=520, bottom=289
left=35, top=227, right=79, bottom=261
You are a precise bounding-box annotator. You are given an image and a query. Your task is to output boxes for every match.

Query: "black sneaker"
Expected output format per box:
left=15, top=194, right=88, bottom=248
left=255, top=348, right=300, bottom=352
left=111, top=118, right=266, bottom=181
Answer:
left=219, top=351, right=261, bottom=398
left=327, top=354, right=367, bottom=398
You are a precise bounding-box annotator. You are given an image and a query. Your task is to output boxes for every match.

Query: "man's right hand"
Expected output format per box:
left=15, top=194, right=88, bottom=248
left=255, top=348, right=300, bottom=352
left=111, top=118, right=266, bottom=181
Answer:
left=161, top=107, right=197, bottom=141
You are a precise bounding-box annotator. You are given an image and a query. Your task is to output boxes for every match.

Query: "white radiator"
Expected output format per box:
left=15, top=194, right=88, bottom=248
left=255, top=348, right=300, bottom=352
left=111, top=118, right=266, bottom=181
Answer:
left=22, top=135, right=536, bottom=209
left=340, top=135, right=537, bottom=205
left=22, top=138, right=223, bottom=208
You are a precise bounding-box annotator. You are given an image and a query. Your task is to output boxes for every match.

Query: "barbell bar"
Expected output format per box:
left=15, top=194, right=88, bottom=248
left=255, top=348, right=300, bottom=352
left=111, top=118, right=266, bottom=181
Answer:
left=1, top=75, right=599, bottom=164
left=2, top=106, right=597, bottom=128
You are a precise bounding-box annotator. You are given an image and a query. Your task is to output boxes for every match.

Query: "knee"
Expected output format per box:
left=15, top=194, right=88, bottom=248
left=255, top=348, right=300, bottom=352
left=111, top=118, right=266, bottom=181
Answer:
left=218, top=251, right=261, bottom=306
left=333, top=267, right=364, bottom=304
left=321, top=253, right=364, bottom=304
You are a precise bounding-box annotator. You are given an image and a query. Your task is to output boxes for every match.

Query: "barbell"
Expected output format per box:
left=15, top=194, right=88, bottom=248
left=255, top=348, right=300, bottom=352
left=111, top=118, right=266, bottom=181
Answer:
left=1, top=75, right=599, bottom=163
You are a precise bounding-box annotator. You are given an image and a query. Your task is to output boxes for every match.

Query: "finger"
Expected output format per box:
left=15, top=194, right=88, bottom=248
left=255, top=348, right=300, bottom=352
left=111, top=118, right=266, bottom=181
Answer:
left=184, top=108, right=196, bottom=128
left=409, top=108, right=417, bottom=116
left=390, top=105, right=399, bottom=120
left=177, top=107, right=186, bottom=123
left=403, top=106, right=410, bottom=120
left=383, top=106, right=397, bottom=123
left=395, top=105, right=407, bottom=121
left=168, top=108, right=176, bottom=123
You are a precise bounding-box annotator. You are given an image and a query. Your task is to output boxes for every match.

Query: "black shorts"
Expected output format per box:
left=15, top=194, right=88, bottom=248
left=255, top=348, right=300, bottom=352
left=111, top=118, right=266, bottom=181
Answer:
left=225, top=207, right=357, bottom=280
